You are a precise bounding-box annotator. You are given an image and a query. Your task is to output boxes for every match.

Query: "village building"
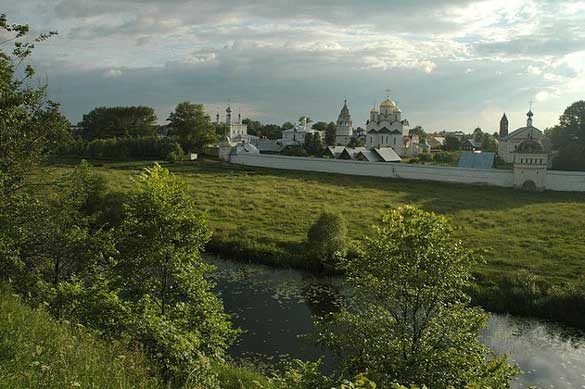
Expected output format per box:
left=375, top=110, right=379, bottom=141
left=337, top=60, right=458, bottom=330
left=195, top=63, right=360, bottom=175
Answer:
left=498, top=110, right=544, bottom=163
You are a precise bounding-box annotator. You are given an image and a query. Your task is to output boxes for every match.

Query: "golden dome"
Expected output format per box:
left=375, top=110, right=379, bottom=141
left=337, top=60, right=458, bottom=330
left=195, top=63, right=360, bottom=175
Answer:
left=380, top=98, right=397, bottom=108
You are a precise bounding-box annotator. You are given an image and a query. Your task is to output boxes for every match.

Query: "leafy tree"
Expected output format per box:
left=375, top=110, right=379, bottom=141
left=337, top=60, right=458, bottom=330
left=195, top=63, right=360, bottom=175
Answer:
left=299, top=116, right=312, bottom=126
left=548, top=101, right=585, bottom=171
left=242, top=118, right=263, bottom=135
left=262, top=123, right=284, bottom=140
left=0, top=15, right=68, bottom=203
left=282, top=121, right=295, bottom=130
left=304, top=132, right=324, bottom=156
left=409, top=126, right=426, bottom=141
left=305, top=211, right=347, bottom=272
left=480, top=133, right=497, bottom=152
left=312, top=121, right=337, bottom=145
left=347, top=137, right=365, bottom=148
left=315, top=206, right=517, bottom=388
left=78, top=106, right=157, bottom=140
left=167, top=102, right=218, bottom=153
left=444, top=135, right=461, bottom=151
left=115, top=164, right=238, bottom=383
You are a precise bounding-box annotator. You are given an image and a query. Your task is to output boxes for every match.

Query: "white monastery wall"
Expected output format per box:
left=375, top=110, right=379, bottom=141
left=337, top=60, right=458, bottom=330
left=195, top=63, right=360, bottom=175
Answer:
left=230, top=154, right=514, bottom=187
left=230, top=154, right=585, bottom=192
left=545, top=170, right=585, bottom=192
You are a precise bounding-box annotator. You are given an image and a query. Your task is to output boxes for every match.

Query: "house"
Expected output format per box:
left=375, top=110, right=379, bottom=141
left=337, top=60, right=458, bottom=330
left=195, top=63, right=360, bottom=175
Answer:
left=427, top=136, right=446, bottom=151
left=461, top=138, right=481, bottom=151
left=323, top=146, right=346, bottom=159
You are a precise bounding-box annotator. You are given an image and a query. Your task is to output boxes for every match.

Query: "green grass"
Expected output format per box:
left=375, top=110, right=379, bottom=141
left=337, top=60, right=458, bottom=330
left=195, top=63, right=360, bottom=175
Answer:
left=0, top=284, right=163, bottom=389
left=46, top=159, right=585, bottom=284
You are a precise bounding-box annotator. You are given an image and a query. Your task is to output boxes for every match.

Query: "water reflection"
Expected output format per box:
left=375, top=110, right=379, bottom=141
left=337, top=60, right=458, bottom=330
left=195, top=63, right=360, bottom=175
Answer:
left=208, top=257, right=585, bottom=388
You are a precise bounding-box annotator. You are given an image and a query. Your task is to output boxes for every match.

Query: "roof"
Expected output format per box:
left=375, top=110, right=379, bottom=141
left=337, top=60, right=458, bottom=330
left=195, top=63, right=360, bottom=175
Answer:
left=254, top=139, right=284, bottom=152
left=340, top=147, right=367, bottom=159
left=462, top=138, right=481, bottom=148
left=458, top=151, right=496, bottom=169
left=504, top=126, right=543, bottom=141
left=516, top=139, right=545, bottom=153
left=231, top=142, right=259, bottom=155
left=356, top=150, right=382, bottom=162
left=326, top=146, right=346, bottom=158
left=373, top=147, right=401, bottom=162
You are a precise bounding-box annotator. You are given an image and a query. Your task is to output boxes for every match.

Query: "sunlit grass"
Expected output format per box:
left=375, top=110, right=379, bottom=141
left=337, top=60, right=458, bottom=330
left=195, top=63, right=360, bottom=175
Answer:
left=46, top=159, right=585, bottom=283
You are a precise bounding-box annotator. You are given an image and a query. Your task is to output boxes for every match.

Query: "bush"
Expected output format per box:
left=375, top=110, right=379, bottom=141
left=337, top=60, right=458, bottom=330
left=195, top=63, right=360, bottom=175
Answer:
left=305, top=211, right=347, bottom=272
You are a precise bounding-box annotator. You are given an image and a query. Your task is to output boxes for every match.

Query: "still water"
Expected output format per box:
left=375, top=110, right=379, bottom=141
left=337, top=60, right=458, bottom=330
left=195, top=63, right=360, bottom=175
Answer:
left=208, top=258, right=585, bottom=388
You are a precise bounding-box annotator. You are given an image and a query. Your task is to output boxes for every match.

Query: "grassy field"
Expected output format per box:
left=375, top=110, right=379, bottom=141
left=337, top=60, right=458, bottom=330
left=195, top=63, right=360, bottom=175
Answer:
left=47, top=159, right=585, bottom=284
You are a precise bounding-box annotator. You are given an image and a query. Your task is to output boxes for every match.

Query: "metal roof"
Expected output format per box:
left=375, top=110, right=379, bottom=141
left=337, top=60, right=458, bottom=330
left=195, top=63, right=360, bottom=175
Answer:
left=457, top=151, right=496, bottom=169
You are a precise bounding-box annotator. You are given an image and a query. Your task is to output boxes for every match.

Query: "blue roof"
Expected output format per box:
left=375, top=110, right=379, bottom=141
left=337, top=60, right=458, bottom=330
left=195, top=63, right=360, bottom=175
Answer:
left=458, top=151, right=496, bottom=169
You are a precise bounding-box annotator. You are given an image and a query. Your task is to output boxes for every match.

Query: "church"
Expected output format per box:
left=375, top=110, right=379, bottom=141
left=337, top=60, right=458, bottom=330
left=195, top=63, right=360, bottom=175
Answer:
left=498, top=110, right=545, bottom=163
left=365, top=97, right=420, bottom=156
left=216, top=105, right=256, bottom=143
left=335, top=100, right=354, bottom=145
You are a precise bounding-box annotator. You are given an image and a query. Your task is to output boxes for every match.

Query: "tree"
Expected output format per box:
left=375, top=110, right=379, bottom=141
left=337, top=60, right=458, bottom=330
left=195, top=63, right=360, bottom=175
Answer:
left=315, top=206, right=517, bottom=388
left=282, top=121, right=295, bottom=130
left=409, top=126, right=426, bottom=141
left=347, top=137, right=365, bottom=148
left=444, top=135, right=461, bottom=151
left=242, top=118, right=263, bottom=135
left=299, top=116, right=312, bottom=126
left=304, top=132, right=324, bottom=156
left=115, top=164, right=238, bottom=383
left=0, top=15, right=68, bottom=203
left=548, top=101, right=585, bottom=171
left=305, top=211, right=347, bottom=272
left=78, top=106, right=157, bottom=140
left=312, top=121, right=336, bottom=145
left=480, top=133, right=497, bottom=152
left=167, top=102, right=217, bottom=153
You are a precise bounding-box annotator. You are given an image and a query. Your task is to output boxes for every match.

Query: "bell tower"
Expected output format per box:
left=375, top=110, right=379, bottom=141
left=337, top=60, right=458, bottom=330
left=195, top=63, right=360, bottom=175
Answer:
left=499, top=113, right=508, bottom=138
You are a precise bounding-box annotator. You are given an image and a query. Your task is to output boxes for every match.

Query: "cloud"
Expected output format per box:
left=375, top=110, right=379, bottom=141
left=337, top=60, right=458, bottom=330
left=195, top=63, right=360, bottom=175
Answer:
left=103, top=69, right=122, bottom=78
left=6, top=0, right=585, bottom=131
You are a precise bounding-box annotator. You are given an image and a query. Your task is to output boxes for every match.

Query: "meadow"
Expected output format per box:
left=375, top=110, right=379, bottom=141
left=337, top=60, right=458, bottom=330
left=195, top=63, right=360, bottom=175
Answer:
left=48, top=159, right=585, bottom=283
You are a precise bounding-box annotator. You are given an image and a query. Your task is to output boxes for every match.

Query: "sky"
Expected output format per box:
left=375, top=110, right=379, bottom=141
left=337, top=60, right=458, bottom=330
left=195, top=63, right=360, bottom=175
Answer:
left=3, top=0, right=585, bottom=133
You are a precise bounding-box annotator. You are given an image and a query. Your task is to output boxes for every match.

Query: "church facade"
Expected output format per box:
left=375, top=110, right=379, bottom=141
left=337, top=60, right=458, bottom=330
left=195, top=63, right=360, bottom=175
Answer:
left=365, top=98, right=419, bottom=156
left=216, top=105, right=255, bottom=143
left=498, top=110, right=544, bottom=163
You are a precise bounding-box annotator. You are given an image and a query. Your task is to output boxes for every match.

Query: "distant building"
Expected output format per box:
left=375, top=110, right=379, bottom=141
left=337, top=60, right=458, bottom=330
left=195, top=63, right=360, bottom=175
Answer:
left=216, top=105, right=257, bottom=143
left=280, top=117, right=323, bottom=146
left=513, top=134, right=548, bottom=191
left=498, top=110, right=544, bottom=163
left=335, top=100, right=354, bottom=145
left=324, top=146, right=401, bottom=163
left=461, top=138, right=481, bottom=151
left=427, top=136, right=446, bottom=151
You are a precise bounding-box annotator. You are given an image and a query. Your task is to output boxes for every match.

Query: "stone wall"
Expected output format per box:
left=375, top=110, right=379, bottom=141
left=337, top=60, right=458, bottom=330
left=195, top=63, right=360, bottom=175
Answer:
left=545, top=170, right=585, bottom=192
left=229, top=154, right=585, bottom=192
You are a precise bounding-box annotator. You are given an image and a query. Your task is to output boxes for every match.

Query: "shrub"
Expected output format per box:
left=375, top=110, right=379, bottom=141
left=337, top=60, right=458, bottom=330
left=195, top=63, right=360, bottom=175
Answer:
left=305, top=211, right=347, bottom=272
left=58, top=136, right=184, bottom=161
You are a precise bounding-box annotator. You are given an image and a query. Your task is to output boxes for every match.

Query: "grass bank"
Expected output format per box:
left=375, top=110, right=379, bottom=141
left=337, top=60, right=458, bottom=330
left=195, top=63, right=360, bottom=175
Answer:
left=45, top=160, right=585, bottom=326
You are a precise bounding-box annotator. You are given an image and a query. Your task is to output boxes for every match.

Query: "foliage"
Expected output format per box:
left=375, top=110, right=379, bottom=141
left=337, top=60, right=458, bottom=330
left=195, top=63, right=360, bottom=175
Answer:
left=315, top=206, right=518, bottom=388
left=78, top=106, right=157, bottom=140
left=304, top=132, right=325, bottom=156
left=444, top=135, right=461, bottom=151
left=409, top=126, right=426, bottom=141
left=243, top=118, right=284, bottom=140
left=548, top=100, right=585, bottom=171
left=168, top=102, right=218, bottom=153
left=0, top=14, right=69, bottom=203
left=0, top=283, right=163, bottom=388
left=282, top=121, right=295, bottom=130
left=347, top=137, right=365, bottom=148
left=313, top=121, right=337, bottom=145
left=479, top=133, right=497, bottom=152
left=57, top=136, right=184, bottom=161
left=305, top=211, right=347, bottom=272
left=282, top=145, right=309, bottom=157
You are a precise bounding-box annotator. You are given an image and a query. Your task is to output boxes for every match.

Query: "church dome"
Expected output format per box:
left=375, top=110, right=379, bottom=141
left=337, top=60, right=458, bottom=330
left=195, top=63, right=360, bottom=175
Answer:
left=380, top=99, right=397, bottom=108
left=516, top=139, right=544, bottom=153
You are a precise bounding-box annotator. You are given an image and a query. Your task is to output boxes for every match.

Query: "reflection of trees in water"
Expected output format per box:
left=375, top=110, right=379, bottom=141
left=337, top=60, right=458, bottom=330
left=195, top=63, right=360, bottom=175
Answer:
left=302, top=280, right=344, bottom=317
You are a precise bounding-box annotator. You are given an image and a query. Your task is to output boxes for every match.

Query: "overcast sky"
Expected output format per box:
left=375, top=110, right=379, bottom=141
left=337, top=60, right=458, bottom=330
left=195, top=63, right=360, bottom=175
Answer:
left=5, top=0, right=585, bottom=132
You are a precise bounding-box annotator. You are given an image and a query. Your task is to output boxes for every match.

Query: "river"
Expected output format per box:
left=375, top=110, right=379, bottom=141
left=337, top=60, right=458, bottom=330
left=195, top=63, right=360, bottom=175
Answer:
left=208, top=258, right=585, bottom=388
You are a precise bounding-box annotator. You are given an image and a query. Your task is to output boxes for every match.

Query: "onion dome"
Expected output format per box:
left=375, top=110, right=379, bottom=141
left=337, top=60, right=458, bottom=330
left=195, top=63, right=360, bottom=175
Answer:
left=380, top=98, right=397, bottom=108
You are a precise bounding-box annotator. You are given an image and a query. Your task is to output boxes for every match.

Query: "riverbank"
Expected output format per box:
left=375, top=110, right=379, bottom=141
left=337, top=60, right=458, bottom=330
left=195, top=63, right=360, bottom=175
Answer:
left=44, top=159, right=585, bottom=328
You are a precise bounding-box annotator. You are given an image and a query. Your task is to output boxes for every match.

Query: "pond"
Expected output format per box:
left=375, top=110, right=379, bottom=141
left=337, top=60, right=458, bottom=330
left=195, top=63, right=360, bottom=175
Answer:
left=208, top=258, right=585, bottom=388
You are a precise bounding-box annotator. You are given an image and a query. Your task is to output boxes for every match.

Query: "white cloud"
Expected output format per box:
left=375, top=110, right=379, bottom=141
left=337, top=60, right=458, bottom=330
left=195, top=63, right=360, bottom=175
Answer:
left=103, top=69, right=122, bottom=78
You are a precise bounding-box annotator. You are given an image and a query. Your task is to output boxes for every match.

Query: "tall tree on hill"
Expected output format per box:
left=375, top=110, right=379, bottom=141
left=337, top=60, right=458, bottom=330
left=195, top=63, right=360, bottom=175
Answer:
left=547, top=101, right=585, bottom=171
left=168, top=102, right=217, bottom=153
left=79, top=106, right=157, bottom=140
left=0, top=15, right=69, bottom=203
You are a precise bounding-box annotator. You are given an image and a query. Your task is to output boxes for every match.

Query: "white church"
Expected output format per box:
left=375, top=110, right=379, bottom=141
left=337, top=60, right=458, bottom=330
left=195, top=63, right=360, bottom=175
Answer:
left=215, top=105, right=257, bottom=143
left=498, top=110, right=545, bottom=163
